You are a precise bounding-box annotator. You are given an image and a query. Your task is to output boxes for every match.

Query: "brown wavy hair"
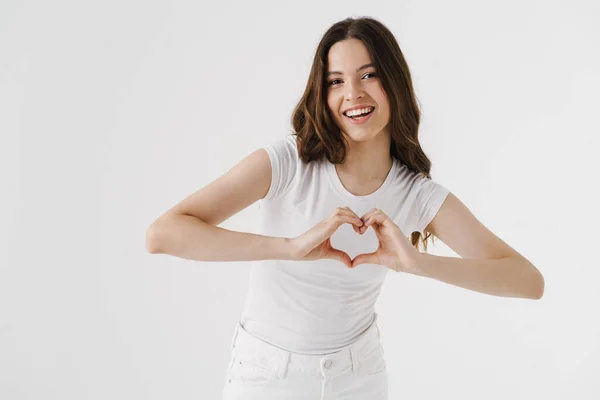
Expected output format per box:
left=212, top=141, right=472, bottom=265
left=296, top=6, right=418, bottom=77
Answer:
left=290, top=16, right=440, bottom=252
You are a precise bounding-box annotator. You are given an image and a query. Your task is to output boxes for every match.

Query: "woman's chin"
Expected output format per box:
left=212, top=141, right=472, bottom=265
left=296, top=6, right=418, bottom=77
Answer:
left=342, top=129, right=379, bottom=143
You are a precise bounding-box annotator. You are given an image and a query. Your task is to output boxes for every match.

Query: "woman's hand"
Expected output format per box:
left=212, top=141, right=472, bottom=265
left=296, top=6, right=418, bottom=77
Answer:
left=351, top=208, right=421, bottom=272
left=288, top=206, right=365, bottom=268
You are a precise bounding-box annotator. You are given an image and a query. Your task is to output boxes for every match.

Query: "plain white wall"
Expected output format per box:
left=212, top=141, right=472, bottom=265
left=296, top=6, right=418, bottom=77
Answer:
left=2, top=0, right=599, bottom=399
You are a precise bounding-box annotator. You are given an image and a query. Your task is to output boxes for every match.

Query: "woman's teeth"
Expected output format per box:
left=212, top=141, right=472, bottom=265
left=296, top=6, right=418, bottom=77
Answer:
left=344, top=107, right=374, bottom=119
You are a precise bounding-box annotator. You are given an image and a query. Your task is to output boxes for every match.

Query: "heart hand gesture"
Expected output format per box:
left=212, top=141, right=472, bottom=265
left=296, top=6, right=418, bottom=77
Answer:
left=288, top=206, right=421, bottom=273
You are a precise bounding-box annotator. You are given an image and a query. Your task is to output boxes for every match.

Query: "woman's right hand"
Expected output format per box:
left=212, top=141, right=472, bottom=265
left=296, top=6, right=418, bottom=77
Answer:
left=287, top=207, right=365, bottom=268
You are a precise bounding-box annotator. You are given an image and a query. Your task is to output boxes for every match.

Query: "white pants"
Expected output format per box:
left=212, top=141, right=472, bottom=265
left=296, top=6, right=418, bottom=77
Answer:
left=221, top=313, right=388, bottom=400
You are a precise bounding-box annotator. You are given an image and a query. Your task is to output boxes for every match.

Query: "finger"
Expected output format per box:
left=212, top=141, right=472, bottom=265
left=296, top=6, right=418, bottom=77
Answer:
left=342, top=207, right=364, bottom=234
left=361, top=213, right=389, bottom=235
left=359, top=213, right=379, bottom=233
left=342, top=206, right=361, bottom=218
left=338, top=207, right=364, bottom=224
left=359, top=208, right=379, bottom=220
left=333, top=206, right=358, bottom=218
left=352, top=251, right=379, bottom=268
left=325, top=247, right=352, bottom=268
left=362, top=213, right=387, bottom=228
left=329, top=213, right=364, bottom=232
left=358, top=209, right=379, bottom=231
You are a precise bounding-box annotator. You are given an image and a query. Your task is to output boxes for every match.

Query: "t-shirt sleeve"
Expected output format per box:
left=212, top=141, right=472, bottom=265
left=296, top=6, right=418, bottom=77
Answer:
left=262, top=134, right=299, bottom=201
left=411, top=172, right=450, bottom=236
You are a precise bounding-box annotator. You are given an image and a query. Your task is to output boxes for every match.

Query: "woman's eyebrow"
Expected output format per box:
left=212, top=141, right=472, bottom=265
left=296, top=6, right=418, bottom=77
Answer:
left=326, top=63, right=374, bottom=77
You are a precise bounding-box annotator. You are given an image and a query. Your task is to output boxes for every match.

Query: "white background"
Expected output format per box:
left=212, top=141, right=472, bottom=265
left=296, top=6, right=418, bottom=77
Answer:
left=2, top=0, right=599, bottom=399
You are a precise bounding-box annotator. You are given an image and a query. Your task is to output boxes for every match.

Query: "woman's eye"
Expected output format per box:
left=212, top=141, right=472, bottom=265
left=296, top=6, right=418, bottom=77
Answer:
left=327, top=73, right=376, bottom=86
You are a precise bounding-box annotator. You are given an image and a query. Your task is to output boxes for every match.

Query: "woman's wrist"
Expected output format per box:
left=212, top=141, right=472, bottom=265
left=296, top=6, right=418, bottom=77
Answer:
left=266, top=236, right=297, bottom=261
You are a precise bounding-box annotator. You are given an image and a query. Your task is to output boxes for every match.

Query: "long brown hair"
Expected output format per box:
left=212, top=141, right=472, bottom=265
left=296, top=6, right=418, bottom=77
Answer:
left=290, top=16, right=439, bottom=252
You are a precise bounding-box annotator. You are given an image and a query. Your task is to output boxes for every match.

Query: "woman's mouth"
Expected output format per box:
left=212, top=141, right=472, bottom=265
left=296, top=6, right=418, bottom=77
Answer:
left=343, top=107, right=375, bottom=125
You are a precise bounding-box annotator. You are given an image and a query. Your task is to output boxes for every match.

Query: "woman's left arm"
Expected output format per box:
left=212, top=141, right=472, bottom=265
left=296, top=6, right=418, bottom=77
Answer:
left=410, top=192, right=545, bottom=300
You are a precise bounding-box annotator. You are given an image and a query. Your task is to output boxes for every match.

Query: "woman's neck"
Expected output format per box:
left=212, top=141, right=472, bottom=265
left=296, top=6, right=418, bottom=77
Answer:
left=336, top=132, right=393, bottom=184
left=333, top=132, right=393, bottom=195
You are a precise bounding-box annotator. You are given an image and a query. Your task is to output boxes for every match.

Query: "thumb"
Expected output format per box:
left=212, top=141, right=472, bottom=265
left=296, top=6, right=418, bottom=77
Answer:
left=351, top=252, right=379, bottom=268
left=324, top=247, right=352, bottom=268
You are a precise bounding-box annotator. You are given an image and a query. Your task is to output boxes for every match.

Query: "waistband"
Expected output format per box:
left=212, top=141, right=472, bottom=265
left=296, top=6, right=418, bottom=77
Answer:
left=228, top=313, right=382, bottom=378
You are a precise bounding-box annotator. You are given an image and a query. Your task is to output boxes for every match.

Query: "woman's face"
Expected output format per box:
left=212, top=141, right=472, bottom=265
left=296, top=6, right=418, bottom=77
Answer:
left=326, top=38, right=391, bottom=143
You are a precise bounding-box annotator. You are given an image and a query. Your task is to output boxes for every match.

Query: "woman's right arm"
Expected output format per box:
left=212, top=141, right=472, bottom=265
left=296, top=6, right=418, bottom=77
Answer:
left=145, top=148, right=293, bottom=262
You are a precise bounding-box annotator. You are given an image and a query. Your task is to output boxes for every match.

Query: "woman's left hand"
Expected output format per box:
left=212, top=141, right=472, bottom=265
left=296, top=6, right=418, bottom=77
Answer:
left=351, top=208, right=421, bottom=272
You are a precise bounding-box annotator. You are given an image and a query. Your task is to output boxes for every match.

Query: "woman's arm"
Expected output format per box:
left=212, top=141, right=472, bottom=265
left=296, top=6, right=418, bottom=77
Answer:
left=146, top=147, right=292, bottom=262
left=146, top=214, right=292, bottom=261
left=417, top=192, right=544, bottom=299
left=410, top=253, right=543, bottom=299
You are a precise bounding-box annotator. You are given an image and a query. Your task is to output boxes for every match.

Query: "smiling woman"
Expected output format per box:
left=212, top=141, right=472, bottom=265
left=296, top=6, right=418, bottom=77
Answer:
left=290, top=19, right=440, bottom=254
left=146, top=15, right=544, bottom=400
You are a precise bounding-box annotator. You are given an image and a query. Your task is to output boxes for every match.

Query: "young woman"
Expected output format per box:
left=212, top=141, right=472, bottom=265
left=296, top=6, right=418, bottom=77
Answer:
left=146, top=17, right=544, bottom=400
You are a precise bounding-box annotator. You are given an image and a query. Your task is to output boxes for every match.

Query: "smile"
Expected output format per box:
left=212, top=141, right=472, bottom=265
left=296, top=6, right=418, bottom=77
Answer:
left=343, top=107, right=375, bottom=125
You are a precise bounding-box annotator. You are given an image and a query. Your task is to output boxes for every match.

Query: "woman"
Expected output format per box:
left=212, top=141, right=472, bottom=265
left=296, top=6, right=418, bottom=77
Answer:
left=146, top=17, right=545, bottom=400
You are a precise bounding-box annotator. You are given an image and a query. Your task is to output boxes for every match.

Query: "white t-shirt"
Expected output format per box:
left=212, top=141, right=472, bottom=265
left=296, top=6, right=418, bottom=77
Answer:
left=239, top=134, right=450, bottom=355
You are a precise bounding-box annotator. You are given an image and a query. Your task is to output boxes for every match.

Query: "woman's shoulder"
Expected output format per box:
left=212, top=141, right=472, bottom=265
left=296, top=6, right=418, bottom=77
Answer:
left=264, top=134, right=300, bottom=159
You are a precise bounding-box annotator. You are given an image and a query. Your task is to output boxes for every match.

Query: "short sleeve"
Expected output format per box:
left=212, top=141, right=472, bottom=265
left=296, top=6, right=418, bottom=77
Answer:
left=411, top=172, right=450, bottom=236
left=262, top=134, right=299, bottom=201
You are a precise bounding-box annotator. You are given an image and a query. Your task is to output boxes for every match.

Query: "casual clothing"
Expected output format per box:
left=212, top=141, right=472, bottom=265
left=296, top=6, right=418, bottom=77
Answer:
left=222, top=134, right=449, bottom=398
